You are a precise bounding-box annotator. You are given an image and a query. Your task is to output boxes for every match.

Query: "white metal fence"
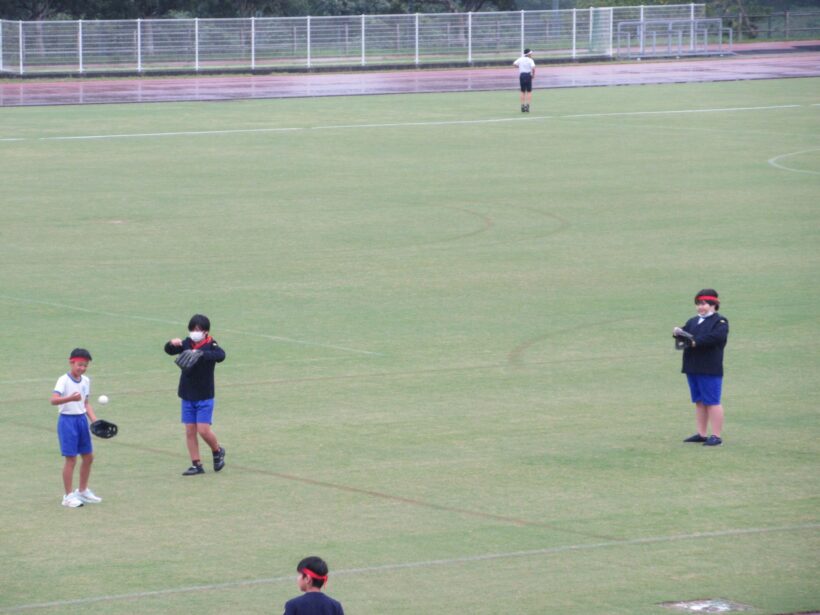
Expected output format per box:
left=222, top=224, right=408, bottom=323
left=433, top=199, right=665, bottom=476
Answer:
left=0, top=4, right=708, bottom=75
left=616, top=18, right=732, bottom=58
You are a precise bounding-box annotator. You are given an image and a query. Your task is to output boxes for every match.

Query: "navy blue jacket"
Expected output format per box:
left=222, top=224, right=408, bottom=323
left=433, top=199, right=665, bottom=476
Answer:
left=680, top=312, right=729, bottom=376
left=164, top=337, right=225, bottom=401
left=283, top=592, right=344, bottom=615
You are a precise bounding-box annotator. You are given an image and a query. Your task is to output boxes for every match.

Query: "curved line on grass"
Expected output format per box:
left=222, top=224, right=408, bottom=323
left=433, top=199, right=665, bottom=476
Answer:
left=423, top=205, right=495, bottom=244
left=767, top=147, right=820, bottom=175
left=507, top=318, right=629, bottom=367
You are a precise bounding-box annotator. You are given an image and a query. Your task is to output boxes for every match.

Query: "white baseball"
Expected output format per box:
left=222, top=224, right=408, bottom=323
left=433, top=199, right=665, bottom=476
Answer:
left=98, top=395, right=109, bottom=405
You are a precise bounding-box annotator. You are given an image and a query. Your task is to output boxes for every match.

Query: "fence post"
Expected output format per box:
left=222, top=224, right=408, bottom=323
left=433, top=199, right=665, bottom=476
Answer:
left=571, top=8, right=576, bottom=58
left=639, top=5, right=644, bottom=54
left=137, top=19, right=142, bottom=72
left=785, top=11, right=790, bottom=40
left=251, top=17, right=256, bottom=70
left=415, top=13, right=419, bottom=65
left=306, top=16, right=311, bottom=68
left=18, top=20, right=23, bottom=75
left=690, top=3, right=695, bottom=51
left=0, top=21, right=4, bottom=73
left=361, top=14, right=366, bottom=66
left=468, top=12, right=472, bottom=63
left=589, top=7, right=594, bottom=49
left=520, top=9, right=525, bottom=54
left=78, top=20, right=84, bottom=73
left=609, top=8, right=614, bottom=57
left=194, top=18, right=199, bottom=70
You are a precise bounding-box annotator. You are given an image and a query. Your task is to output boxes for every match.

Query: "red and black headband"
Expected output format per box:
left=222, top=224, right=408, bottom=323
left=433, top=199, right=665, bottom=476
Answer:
left=300, top=568, right=328, bottom=582
left=696, top=295, right=719, bottom=303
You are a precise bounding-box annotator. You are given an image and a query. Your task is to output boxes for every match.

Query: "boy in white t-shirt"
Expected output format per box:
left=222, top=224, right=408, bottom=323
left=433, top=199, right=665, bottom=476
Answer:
left=513, top=48, right=536, bottom=113
left=50, top=348, right=101, bottom=508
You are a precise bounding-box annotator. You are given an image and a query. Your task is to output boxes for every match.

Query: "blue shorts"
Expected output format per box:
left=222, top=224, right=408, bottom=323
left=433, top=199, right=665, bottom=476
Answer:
left=58, top=414, right=93, bottom=457
left=181, top=398, right=215, bottom=425
left=686, top=374, right=723, bottom=406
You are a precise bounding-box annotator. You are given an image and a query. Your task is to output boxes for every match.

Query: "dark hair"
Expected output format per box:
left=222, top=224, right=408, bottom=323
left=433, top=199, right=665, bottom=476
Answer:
left=188, top=314, right=211, bottom=332
left=69, top=348, right=92, bottom=362
left=297, top=556, right=329, bottom=589
left=694, top=288, right=720, bottom=309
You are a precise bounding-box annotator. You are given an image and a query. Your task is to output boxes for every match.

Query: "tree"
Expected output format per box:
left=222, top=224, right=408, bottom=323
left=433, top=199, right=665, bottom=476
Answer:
left=0, top=0, right=67, bottom=20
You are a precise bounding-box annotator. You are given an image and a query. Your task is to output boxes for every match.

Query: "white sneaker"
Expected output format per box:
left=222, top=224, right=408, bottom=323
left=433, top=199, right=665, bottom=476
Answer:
left=75, top=488, right=102, bottom=504
left=62, top=493, right=84, bottom=508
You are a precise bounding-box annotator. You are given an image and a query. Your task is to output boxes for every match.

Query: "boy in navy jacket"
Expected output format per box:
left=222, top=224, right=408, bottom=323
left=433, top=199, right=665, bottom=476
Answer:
left=165, top=314, right=226, bottom=474
left=674, top=289, right=729, bottom=446
left=283, top=556, right=344, bottom=615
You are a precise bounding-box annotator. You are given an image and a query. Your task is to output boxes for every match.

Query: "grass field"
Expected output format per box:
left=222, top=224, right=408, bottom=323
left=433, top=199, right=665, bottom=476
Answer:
left=1, top=77, right=818, bottom=615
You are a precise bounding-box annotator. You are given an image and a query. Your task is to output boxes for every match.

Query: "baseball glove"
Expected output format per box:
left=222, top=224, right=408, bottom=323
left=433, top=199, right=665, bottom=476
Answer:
left=174, top=349, right=203, bottom=372
left=674, top=329, right=695, bottom=350
left=90, top=419, right=118, bottom=439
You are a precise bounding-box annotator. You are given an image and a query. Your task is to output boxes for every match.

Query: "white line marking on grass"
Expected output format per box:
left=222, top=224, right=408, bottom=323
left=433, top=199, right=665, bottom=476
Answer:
left=0, top=137, right=25, bottom=142
left=40, top=126, right=304, bottom=141
left=2, top=523, right=816, bottom=612
left=245, top=331, right=381, bottom=355
left=1, top=104, right=803, bottom=143
left=311, top=116, right=550, bottom=131
left=0, top=294, right=381, bottom=357
left=560, top=104, right=802, bottom=119
left=767, top=147, right=820, bottom=175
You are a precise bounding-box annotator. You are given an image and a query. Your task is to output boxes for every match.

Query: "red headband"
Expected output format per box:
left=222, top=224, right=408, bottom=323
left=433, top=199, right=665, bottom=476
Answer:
left=69, top=357, right=90, bottom=363
left=696, top=295, right=719, bottom=302
left=300, top=568, right=328, bottom=582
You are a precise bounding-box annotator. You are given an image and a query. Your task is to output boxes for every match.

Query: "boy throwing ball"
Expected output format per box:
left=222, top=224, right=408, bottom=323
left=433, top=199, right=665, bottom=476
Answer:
left=165, top=314, right=227, bottom=475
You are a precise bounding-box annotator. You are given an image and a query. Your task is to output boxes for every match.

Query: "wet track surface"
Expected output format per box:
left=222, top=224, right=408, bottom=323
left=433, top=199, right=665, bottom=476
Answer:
left=0, top=41, right=818, bottom=107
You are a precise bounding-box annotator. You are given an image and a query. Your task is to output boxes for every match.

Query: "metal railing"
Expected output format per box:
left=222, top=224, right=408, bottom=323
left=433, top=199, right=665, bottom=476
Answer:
left=720, top=10, right=820, bottom=42
left=0, top=4, right=707, bottom=75
left=617, top=18, right=730, bottom=58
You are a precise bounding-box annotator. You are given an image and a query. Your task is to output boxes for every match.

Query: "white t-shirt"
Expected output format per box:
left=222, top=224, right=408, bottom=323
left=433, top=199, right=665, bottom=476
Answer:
left=53, top=373, right=90, bottom=415
left=514, top=56, right=536, bottom=74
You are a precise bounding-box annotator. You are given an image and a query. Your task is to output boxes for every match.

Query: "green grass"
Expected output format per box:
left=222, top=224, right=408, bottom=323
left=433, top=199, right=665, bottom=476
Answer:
left=1, top=77, right=818, bottom=615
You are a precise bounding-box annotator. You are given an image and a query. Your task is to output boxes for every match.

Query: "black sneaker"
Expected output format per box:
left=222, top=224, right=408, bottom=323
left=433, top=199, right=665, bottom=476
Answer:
left=703, top=435, right=723, bottom=447
left=213, top=447, right=226, bottom=472
left=521, top=105, right=526, bottom=113
left=683, top=434, right=708, bottom=443
left=182, top=463, right=205, bottom=476
left=525, top=104, right=530, bottom=112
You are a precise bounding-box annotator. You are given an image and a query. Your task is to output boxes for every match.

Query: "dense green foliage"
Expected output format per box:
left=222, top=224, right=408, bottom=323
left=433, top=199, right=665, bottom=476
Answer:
left=2, top=0, right=817, bottom=19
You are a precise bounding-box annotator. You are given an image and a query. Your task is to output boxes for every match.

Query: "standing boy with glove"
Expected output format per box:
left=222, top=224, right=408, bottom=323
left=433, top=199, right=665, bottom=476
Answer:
left=165, top=314, right=227, bottom=475
left=51, top=348, right=102, bottom=507
left=673, top=289, right=729, bottom=447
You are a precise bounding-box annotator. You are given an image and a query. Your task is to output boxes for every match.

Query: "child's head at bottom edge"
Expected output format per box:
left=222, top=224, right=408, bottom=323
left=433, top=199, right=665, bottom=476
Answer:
left=297, top=556, right=330, bottom=591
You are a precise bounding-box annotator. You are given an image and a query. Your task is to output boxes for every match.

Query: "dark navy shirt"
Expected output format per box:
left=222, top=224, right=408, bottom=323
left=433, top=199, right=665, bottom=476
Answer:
left=283, top=592, right=344, bottom=615
left=164, top=337, right=225, bottom=401
left=681, top=312, right=729, bottom=376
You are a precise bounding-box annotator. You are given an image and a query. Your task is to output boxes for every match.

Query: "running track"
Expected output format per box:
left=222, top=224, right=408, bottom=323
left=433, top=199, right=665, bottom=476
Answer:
left=1, top=40, right=818, bottom=107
